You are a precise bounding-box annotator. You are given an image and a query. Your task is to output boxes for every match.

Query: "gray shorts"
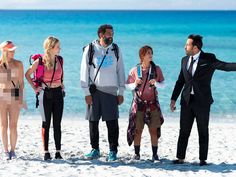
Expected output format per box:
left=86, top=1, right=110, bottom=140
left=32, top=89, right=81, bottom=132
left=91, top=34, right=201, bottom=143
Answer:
left=86, top=90, right=119, bottom=121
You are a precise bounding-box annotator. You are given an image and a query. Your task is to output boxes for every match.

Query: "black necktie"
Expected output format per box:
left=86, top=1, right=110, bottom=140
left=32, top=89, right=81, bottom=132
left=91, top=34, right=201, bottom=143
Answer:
left=188, top=56, right=195, bottom=76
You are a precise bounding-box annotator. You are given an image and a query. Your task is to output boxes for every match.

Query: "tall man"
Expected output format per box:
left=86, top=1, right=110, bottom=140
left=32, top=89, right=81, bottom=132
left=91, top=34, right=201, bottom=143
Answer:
left=80, top=24, right=125, bottom=161
left=170, top=34, right=236, bottom=166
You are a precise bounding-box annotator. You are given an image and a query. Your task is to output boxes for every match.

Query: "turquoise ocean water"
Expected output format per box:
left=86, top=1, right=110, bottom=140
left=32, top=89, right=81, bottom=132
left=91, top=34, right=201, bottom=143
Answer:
left=0, top=10, right=236, bottom=119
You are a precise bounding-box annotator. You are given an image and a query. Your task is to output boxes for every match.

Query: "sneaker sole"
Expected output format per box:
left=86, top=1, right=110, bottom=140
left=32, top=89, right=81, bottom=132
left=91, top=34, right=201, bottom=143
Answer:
left=85, top=155, right=100, bottom=160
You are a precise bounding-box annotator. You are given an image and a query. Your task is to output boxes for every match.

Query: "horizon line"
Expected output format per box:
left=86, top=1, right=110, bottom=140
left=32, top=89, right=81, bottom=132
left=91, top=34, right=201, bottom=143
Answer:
left=0, top=9, right=236, bottom=11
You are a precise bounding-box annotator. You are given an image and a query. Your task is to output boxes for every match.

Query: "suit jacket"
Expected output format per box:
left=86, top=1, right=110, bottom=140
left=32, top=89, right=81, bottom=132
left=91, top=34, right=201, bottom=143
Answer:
left=171, top=51, right=236, bottom=105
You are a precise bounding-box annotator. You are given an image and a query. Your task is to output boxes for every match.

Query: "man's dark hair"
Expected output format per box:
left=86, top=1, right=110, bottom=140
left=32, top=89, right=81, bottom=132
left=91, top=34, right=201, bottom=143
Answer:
left=188, top=34, right=203, bottom=50
left=97, top=24, right=113, bottom=37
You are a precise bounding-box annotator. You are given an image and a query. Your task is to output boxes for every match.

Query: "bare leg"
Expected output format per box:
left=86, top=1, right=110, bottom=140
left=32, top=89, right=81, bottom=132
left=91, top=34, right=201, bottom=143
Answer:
left=0, top=105, right=9, bottom=152
left=9, top=104, right=20, bottom=152
left=134, top=129, right=143, bottom=146
left=149, top=128, right=158, bottom=146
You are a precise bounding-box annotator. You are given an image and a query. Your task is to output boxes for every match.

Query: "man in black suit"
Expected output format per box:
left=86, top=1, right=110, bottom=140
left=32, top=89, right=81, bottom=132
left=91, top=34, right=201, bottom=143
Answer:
left=170, top=34, right=236, bottom=166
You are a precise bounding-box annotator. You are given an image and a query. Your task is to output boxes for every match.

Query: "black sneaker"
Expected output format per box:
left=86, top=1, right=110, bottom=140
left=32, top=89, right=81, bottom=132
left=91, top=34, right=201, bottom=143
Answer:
left=152, top=154, right=159, bottom=161
left=172, top=159, right=184, bottom=164
left=133, top=154, right=140, bottom=160
left=55, top=152, right=63, bottom=159
left=200, top=160, right=207, bottom=166
left=44, top=152, right=52, bottom=161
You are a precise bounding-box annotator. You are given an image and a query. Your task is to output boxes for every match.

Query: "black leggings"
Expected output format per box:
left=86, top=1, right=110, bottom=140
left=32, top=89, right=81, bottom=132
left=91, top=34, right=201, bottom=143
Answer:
left=89, top=119, right=119, bottom=153
left=42, top=87, right=64, bottom=151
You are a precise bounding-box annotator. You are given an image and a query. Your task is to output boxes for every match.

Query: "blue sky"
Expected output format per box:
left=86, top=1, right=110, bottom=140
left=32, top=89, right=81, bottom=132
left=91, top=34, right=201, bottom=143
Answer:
left=0, top=0, right=235, bottom=10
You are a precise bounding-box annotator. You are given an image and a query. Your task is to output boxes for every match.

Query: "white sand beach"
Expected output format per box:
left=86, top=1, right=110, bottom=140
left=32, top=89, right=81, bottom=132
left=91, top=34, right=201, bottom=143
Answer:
left=0, top=117, right=236, bottom=177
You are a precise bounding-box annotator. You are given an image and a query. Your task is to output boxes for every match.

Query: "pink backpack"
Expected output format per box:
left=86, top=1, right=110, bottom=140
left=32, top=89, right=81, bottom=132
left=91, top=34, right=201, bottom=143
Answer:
left=29, top=54, right=45, bottom=88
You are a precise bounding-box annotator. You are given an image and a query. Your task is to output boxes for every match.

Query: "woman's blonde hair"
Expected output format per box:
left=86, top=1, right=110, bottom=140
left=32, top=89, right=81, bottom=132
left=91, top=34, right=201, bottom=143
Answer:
left=0, top=41, right=12, bottom=67
left=43, top=36, right=59, bottom=69
left=0, top=51, right=8, bottom=67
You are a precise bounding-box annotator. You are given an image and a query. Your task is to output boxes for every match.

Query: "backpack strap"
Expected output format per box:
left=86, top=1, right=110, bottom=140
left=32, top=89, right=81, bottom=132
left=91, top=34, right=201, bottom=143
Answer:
left=134, top=63, right=151, bottom=100
left=56, top=55, right=64, bottom=84
left=38, top=56, right=43, bottom=65
left=29, top=55, right=33, bottom=65
left=149, top=61, right=157, bottom=80
left=87, top=43, right=96, bottom=68
left=93, top=48, right=109, bottom=83
left=83, top=42, right=119, bottom=68
left=112, top=43, right=119, bottom=61
left=49, top=59, right=57, bottom=87
left=137, top=63, right=142, bottom=79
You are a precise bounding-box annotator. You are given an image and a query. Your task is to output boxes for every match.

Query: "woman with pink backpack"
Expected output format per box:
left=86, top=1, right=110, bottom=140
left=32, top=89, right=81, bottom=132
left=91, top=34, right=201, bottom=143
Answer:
left=25, top=36, right=65, bottom=161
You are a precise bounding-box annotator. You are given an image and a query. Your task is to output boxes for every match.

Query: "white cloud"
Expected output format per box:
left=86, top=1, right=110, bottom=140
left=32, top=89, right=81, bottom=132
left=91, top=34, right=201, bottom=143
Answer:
left=0, top=0, right=235, bottom=10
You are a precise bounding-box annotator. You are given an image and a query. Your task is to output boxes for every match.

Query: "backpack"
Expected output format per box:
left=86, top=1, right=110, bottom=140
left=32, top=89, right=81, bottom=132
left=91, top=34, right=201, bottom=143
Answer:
left=135, top=61, right=157, bottom=93
left=83, top=43, right=120, bottom=68
left=29, top=54, right=44, bottom=88
left=29, top=54, right=63, bottom=108
left=136, top=61, right=157, bottom=80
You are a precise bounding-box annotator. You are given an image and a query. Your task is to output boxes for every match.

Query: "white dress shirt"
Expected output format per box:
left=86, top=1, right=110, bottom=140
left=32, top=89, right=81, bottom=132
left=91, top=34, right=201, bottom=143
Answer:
left=187, top=51, right=201, bottom=94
